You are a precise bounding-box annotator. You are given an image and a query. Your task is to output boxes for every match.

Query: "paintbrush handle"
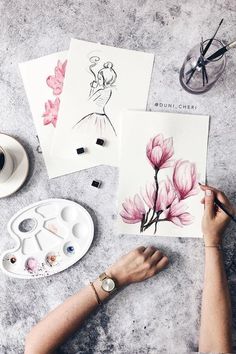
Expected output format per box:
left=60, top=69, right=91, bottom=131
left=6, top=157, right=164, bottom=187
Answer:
left=206, top=40, right=236, bottom=61
left=206, top=46, right=227, bottom=61
left=226, top=40, right=236, bottom=50
left=202, top=18, right=224, bottom=56
left=214, top=198, right=236, bottom=223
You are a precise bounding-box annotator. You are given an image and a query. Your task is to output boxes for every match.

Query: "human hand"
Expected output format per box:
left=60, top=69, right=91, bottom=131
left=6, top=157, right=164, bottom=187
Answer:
left=106, top=246, right=168, bottom=287
left=200, top=184, right=233, bottom=246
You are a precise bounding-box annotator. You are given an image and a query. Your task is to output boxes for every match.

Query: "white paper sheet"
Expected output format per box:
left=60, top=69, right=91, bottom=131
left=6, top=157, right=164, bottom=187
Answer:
left=117, top=111, right=209, bottom=238
left=19, top=51, right=97, bottom=178
left=52, top=39, right=154, bottom=167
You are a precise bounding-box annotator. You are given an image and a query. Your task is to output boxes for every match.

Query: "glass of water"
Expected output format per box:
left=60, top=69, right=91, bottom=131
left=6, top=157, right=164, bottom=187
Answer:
left=179, top=39, right=226, bottom=94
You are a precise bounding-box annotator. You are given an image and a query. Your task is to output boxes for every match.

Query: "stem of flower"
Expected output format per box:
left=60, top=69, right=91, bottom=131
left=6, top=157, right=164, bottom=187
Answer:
left=154, top=220, right=158, bottom=234
left=148, top=168, right=159, bottom=223
left=144, top=208, right=151, bottom=224
left=143, top=210, right=163, bottom=231
left=140, top=213, right=146, bottom=233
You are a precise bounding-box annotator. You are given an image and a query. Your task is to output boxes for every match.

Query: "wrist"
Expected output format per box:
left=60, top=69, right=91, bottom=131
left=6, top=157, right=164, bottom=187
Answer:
left=106, top=267, right=127, bottom=288
left=91, top=278, right=114, bottom=303
left=203, top=234, right=222, bottom=247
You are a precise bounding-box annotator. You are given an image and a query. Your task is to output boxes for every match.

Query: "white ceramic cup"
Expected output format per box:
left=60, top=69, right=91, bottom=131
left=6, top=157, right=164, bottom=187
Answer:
left=0, top=146, right=14, bottom=183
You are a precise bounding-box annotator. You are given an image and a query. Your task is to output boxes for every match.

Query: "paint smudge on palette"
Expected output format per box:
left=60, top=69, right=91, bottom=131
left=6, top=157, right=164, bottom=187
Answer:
left=25, top=257, right=38, bottom=273
left=46, top=252, right=61, bottom=267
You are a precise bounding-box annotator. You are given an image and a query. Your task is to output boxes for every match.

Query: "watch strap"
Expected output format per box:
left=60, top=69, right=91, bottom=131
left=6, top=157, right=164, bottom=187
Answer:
left=99, top=272, right=108, bottom=281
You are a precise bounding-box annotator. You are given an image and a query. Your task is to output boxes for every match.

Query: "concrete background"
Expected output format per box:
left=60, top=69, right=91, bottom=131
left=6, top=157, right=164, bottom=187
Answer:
left=0, top=0, right=236, bottom=353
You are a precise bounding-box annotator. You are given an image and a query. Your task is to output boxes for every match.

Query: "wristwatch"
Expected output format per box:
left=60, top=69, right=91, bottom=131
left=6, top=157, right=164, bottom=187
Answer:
left=99, top=272, right=117, bottom=293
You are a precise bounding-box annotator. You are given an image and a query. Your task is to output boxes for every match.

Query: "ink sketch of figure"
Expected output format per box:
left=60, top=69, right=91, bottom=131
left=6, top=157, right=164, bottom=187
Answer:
left=73, top=56, right=117, bottom=136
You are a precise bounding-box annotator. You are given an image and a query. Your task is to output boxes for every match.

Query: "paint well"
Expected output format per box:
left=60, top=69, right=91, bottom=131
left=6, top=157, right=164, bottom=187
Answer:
left=61, top=207, right=78, bottom=223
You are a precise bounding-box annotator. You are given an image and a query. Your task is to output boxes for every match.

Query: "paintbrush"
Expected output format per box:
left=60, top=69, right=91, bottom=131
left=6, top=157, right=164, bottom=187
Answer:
left=199, top=183, right=236, bottom=223
left=200, top=39, right=206, bottom=86
left=200, top=37, right=209, bottom=85
left=186, top=19, right=224, bottom=79
left=205, top=40, right=236, bottom=62
left=202, top=18, right=224, bottom=56
left=214, top=197, right=236, bottom=223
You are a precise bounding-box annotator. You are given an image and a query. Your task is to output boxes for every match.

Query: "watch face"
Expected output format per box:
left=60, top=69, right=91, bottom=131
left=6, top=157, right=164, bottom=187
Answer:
left=102, top=278, right=115, bottom=292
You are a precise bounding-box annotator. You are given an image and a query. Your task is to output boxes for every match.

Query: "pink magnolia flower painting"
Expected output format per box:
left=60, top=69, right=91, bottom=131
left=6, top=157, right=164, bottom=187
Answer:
left=42, top=59, right=67, bottom=127
left=120, top=133, right=200, bottom=234
left=42, top=97, right=60, bottom=128
left=146, top=134, right=174, bottom=170
left=46, top=60, right=67, bottom=95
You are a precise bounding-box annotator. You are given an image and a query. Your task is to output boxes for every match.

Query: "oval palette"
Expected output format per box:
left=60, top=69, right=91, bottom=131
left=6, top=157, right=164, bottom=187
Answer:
left=0, top=199, right=94, bottom=279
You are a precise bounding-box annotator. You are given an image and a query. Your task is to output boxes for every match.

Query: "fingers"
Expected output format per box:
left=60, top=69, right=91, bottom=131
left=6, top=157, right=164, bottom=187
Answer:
left=147, top=249, right=169, bottom=272
left=135, top=246, right=146, bottom=253
left=133, top=246, right=169, bottom=271
left=203, top=189, right=215, bottom=219
left=150, top=250, right=164, bottom=264
left=200, top=184, right=234, bottom=214
left=155, top=256, right=169, bottom=272
left=200, top=184, right=227, bottom=203
left=143, top=246, right=156, bottom=258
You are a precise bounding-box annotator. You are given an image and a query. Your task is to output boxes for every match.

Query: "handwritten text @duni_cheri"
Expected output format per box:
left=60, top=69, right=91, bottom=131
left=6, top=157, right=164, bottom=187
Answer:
left=155, top=102, right=197, bottom=110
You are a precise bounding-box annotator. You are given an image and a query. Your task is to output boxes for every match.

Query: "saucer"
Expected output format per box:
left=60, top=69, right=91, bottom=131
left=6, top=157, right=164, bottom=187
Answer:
left=0, top=134, right=29, bottom=198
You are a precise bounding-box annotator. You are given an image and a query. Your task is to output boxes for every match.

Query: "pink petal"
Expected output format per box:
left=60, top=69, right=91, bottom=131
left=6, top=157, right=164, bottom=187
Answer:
left=51, top=116, right=57, bottom=127
left=163, top=137, right=174, bottom=159
left=134, top=194, right=145, bottom=214
left=141, top=184, right=155, bottom=209
left=151, top=146, right=162, bottom=166
left=46, top=76, right=57, bottom=89
left=179, top=212, right=194, bottom=225
left=43, top=116, right=52, bottom=125
left=169, top=216, right=183, bottom=227
left=53, top=86, right=62, bottom=95
left=153, top=134, right=164, bottom=148
left=161, top=159, right=175, bottom=169
left=120, top=215, right=142, bottom=224
left=62, top=60, right=67, bottom=74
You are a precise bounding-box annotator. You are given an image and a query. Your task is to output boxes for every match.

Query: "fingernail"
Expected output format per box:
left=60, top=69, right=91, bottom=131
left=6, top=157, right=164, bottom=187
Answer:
left=205, top=190, right=212, bottom=196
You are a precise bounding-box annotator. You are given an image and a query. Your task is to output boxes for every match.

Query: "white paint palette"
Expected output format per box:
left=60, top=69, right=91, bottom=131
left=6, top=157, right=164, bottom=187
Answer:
left=0, top=199, right=94, bottom=279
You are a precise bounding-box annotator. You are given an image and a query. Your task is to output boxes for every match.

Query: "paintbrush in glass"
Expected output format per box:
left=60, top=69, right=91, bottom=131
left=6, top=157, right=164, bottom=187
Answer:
left=205, top=40, right=236, bottom=63
left=186, top=18, right=224, bottom=80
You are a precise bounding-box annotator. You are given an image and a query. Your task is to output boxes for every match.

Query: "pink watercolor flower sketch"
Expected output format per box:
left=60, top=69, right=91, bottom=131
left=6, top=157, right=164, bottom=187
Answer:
left=120, top=134, right=199, bottom=234
left=42, top=97, right=60, bottom=128
left=42, top=60, right=67, bottom=127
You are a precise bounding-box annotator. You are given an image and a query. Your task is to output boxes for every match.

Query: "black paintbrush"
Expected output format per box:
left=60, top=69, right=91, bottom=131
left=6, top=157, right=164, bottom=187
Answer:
left=200, top=39, right=205, bottom=86
left=205, top=40, right=236, bottom=62
left=186, top=18, right=224, bottom=80
left=202, top=18, right=224, bottom=56
left=214, top=197, right=236, bottom=223
left=200, top=37, right=209, bottom=85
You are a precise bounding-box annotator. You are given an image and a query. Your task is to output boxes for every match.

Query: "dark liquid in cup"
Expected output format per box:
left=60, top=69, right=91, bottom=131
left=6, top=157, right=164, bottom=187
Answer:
left=0, top=152, right=5, bottom=171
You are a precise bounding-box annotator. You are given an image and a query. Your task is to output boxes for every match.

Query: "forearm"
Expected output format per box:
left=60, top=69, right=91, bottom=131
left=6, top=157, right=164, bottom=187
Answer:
left=24, top=279, right=110, bottom=354
left=24, top=246, right=168, bottom=354
left=199, top=247, right=232, bottom=353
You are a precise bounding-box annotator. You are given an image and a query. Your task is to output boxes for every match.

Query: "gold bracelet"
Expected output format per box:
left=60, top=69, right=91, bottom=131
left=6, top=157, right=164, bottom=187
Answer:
left=204, top=245, right=222, bottom=250
left=90, top=282, right=102, bottom=305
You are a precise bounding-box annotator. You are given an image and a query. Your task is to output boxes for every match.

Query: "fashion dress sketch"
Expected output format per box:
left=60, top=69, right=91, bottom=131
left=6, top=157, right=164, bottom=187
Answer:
left=73, top=56, right=117, bottom=136
left=120, top=134, right=200, bottom=234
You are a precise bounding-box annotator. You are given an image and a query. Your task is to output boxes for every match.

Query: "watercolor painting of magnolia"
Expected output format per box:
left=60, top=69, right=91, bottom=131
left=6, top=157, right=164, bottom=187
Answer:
left=120, top=134, right=199, bottom=234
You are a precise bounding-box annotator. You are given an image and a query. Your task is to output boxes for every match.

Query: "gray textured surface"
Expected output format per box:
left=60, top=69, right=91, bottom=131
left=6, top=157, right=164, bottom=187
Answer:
left=0, top=0, right=236, bottom=353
